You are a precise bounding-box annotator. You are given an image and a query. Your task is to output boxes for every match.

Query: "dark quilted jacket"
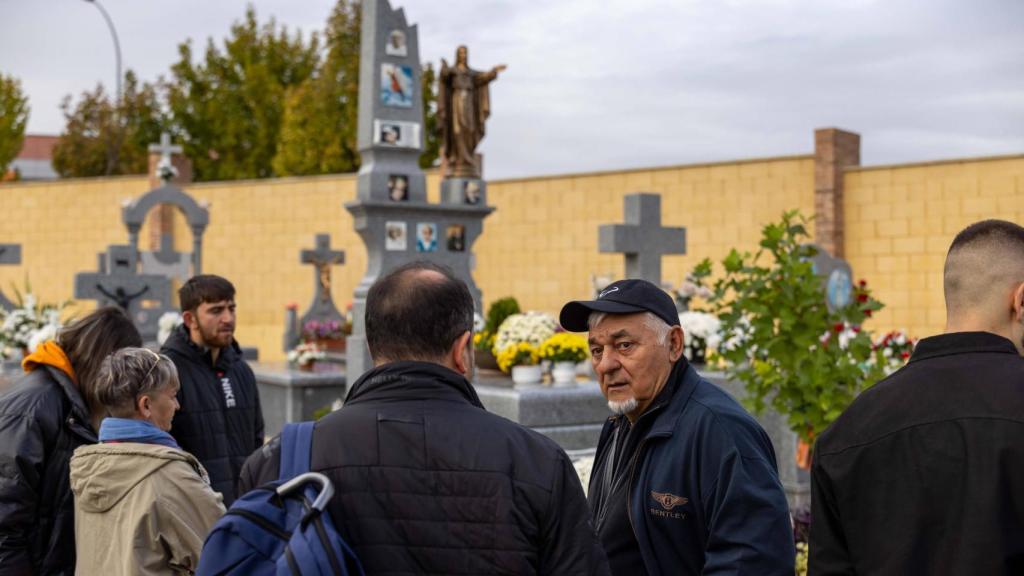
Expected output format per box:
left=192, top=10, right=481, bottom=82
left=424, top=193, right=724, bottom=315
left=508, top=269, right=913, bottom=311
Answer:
left=163, top=324, right=264, bottom=505
left=239, top=361, right=610, bottom=575
left=0, top=365, right=96, bottom=576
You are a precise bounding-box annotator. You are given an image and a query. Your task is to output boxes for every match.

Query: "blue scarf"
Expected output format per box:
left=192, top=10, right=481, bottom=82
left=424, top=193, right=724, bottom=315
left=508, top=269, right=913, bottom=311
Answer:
left=99, top=417, right=180, bottom=449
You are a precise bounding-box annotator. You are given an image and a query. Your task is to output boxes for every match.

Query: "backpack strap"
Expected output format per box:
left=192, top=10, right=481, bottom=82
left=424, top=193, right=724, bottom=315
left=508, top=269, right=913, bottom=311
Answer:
left=278, top=421, right=316, bottom=481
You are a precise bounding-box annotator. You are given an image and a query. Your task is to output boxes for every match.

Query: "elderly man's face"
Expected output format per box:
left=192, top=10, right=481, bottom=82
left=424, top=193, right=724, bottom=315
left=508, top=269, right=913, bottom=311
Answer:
left=588, top=313, right=682, bottom=421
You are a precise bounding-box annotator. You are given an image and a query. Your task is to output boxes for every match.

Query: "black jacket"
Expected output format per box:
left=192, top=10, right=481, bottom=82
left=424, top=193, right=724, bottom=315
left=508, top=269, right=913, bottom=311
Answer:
left=810, top=332, right=1024, bottom=575
left=589, top=359, right=794, bottom=575
left=239, top=361, right=610, bottom=575
left=0, top=364, right=96, bottom=576
left=163, top=324, right=264, bottom=505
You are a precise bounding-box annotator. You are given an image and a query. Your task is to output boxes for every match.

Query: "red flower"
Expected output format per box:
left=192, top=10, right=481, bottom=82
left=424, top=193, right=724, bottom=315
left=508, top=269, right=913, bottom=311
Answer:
left=833, top=323, right=845, bottom=333
left=852, top=325, right=861, bottom=333
left=857, top=293, right=869, bottom=303
left=900, top=351, right=910, bottom=360
left=864, top=309, right=873, bottom=318
left=858, top=279, right=868, bottom=288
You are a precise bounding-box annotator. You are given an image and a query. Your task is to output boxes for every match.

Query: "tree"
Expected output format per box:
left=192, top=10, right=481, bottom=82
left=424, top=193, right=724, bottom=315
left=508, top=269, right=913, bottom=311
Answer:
left=0, top=74, right=30, bottom=175
left=274, top=0, right=360, bottom=176
left=167, top=7, right=320, bottom=181
left=274, top=0, right=440, bottom=176
left=52, top=71, right=164, bottom=177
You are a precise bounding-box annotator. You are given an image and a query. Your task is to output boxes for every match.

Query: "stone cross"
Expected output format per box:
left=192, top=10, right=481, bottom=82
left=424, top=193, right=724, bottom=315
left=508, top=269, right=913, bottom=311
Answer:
left=74, top=245, right=174, bottom=343
left=299, top=234, right=346, bottom=329
left=0, top=244, right=22, bottom=311
left=599, top=193, right=686, bottom=286
left=148, top=132, right=183, bottom=184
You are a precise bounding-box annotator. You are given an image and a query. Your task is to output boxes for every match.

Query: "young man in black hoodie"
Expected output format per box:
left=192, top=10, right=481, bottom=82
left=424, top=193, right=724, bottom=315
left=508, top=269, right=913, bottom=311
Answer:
left=239, top=262, right=609, bottom=575
left=163, top=274, right=263, bottom=505
left=811, top=219, right=1024, bottom=574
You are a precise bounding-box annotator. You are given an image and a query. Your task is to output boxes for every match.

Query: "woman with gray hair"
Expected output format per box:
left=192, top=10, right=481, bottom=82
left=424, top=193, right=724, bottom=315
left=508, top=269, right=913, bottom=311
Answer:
left=69, top=347, right=225, bottom=575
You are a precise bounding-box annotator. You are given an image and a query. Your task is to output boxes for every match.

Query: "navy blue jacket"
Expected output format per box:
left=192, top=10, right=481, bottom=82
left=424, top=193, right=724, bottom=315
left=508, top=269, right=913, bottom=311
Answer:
left=589, top=361, right=794, bottom=575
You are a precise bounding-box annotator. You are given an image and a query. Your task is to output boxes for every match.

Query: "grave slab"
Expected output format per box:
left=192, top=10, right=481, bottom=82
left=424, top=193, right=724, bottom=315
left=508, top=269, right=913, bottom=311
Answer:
left=252, top=361, right=348, bottom=438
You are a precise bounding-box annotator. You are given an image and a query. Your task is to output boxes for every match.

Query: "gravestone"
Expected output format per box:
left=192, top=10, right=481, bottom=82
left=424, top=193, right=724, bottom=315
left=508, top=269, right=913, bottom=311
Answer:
left=74, top=245, right=174, bottom=343
left=344, top=0, right=494, bottom=383
left=0, top=244, right=22, bottom=311
left=808, top=243, right=853, bottom=312
left=599, top=193, right=686, bottom=285
left=284, top=234, right=348, bottom=353
left=299, top=234, right=346, bottom=329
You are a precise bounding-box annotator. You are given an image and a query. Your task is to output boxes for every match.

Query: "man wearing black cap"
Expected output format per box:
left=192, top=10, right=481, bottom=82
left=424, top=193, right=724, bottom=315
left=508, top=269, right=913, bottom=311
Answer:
left=560, top=279, right=794, bottom=575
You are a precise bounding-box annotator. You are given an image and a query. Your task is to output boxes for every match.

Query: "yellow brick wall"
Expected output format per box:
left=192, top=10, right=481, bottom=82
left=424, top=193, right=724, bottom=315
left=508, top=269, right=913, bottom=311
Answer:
left=477, top=156, right=815, bottom=313
left=2, top=151, right=1019, bottom=360
left=843, top=154, right=1024, bottom=339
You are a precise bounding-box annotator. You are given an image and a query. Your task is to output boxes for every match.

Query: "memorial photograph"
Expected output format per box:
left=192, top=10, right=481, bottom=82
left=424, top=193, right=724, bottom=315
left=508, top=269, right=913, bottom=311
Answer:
left=384, top=221, right=406, bottom=251
left=380, top=63, right=413, bottom=108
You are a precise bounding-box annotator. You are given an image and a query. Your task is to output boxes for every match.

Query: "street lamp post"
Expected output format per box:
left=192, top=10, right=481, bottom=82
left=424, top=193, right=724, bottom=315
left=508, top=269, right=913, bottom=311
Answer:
left=82, top=0, right=122, bottom=103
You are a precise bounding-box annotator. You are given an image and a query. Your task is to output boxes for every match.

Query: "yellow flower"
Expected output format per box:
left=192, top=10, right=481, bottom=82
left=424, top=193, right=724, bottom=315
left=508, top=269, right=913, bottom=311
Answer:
left=538, top=333, right=588, bottom=363
left=496, top=342, right=540, bottom=373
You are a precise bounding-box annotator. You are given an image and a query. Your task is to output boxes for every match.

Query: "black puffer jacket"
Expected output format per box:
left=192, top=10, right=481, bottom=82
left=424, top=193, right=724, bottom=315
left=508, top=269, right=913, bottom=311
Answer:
left=239, top=361, right=610, bottom=575
left=0, top=364, right=96, bottom=576
left=163, top=325, right=264, bottom=505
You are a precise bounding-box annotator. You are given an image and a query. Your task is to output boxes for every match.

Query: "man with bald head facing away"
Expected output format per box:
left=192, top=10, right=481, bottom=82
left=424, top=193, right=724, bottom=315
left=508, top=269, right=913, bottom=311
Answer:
left=810, top=219, right=1024, bottom=575
left=239, top=262, right=609, bottom=575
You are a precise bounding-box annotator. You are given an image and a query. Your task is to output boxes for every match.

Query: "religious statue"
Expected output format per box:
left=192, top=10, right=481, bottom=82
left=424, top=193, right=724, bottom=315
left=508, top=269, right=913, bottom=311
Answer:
left=438, top=46, right=507, bottom=179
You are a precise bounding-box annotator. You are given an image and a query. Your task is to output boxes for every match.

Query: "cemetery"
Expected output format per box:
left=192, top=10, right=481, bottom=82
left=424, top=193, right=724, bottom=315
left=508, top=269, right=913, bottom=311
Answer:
left=1, top=0, right=1023, bottom=572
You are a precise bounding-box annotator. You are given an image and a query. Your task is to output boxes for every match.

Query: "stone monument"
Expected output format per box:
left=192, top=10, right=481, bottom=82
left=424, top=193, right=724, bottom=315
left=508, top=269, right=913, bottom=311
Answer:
left=0, top=244, right=22, bottom=311
left=807, top=243, right=854, bottom=312
left=599, top=192, right=687, bottom=286
left=74, top=245, right=174, bottom=342
left=344, top=0, right=495, bottom=383
left=283, top=234, right=348, bottom=353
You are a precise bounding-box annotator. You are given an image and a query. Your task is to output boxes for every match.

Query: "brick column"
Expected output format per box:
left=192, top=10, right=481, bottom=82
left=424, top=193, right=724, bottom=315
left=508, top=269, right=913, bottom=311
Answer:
left=814, top=128, right=860, bottom=257
left=145, top=152, right=193, bottom=251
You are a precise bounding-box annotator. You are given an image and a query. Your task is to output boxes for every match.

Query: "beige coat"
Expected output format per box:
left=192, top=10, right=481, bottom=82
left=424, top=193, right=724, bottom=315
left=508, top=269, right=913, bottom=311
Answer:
left=69, top=442, right=226, bottom=575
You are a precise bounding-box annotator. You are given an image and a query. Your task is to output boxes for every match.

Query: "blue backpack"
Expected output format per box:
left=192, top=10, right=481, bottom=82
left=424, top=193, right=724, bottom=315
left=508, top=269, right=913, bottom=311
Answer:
left=196, top=422, right=364, bottom=575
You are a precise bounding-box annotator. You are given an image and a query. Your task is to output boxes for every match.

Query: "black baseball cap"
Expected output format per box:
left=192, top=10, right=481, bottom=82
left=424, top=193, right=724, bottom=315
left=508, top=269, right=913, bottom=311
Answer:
left=559, top=279, right=680, bottom=332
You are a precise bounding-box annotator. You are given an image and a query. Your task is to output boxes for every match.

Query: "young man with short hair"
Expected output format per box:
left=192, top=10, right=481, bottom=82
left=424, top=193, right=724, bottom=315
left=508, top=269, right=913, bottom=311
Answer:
left=811, top=220, right=1024, bottom=574
left=163, top=274, right=264, bottom=505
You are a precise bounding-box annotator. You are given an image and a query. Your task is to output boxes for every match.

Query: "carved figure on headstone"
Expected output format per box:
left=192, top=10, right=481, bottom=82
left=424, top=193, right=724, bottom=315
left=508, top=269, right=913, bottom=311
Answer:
left=96, top=284, right=150, bottom=311
left=438, top=46, right=507, bottom=179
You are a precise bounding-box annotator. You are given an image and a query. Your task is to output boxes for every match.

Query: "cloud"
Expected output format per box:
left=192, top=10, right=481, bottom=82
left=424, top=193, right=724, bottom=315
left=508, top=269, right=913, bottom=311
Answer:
left=2, top=0, right=1021, bottom=179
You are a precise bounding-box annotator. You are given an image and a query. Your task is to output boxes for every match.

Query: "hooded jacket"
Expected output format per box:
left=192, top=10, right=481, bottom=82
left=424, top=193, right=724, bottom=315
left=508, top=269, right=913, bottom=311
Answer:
left=161, top=324, right=263, bottom=505
left=0, top=342, right=92, bottom=576
left=69, top=442, right=225, bottom=575
left=238, top=361, right=611, bottom=575
left=588, top=359, right=795, bottom=575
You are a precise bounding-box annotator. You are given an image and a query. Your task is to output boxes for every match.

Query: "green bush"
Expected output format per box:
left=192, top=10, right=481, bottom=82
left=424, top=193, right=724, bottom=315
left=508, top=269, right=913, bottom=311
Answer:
left=708, top=210, right=887, bottom=443
left=477, top=297, right=521, bottom=351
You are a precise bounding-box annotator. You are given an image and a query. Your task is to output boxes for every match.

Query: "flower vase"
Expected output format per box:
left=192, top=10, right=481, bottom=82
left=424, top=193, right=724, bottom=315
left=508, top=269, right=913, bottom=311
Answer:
left=511, top=364, right=542, bottom=387
left=317, top=338, right=346, bottom=354
left=551, top=361, right=577, bottom=387
left=474, top=348, right=500, bottom=371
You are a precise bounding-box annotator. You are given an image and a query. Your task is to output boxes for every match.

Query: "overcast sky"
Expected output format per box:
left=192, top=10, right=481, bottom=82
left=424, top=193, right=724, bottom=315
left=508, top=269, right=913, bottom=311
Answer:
left=2, top=0, right=1022, bottom=179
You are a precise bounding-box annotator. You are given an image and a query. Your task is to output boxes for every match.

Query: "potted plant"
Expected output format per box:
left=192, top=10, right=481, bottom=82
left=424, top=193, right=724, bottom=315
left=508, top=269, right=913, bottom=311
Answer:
left=0, top=286, right=70, bottom=363
left=539, top=333, right=588, bottom=386
left=677, top=311, right=722, bottom=365
left=707, top=210, right=889, bottom=468
left=301, top=319, right=346, bottom=353
left=496, top=342, right=541, bottom=386
left=287, top=341, right=326, bottom=371
left=474, top=297, right=521, bottom=370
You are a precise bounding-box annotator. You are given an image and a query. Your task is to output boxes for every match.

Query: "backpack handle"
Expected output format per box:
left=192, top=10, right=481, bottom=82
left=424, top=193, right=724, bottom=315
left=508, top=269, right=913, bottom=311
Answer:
left=277, top=471, right=335, bottom=513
